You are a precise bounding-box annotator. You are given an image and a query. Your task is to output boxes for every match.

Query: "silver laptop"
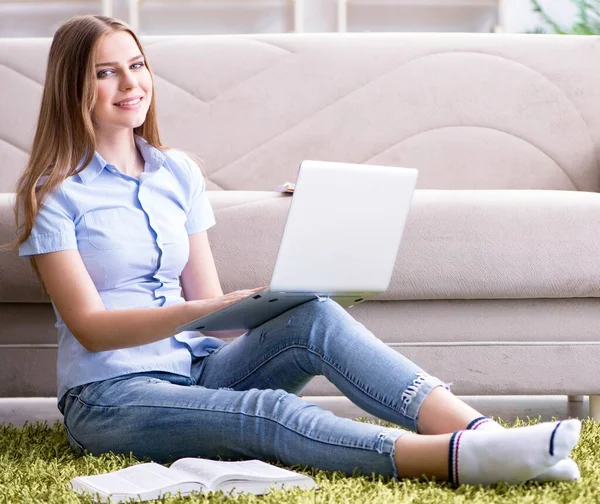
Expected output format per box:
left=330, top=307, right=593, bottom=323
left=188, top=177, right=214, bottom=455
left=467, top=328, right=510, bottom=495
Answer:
left=177, top=160, right=418, bottom=332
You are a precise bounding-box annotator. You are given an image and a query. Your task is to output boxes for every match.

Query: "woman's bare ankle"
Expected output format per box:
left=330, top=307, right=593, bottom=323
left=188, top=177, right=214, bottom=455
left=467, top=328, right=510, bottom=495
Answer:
left=417, top=387, right=484, bottom=435
left=393, top=432, right=451, bottom=481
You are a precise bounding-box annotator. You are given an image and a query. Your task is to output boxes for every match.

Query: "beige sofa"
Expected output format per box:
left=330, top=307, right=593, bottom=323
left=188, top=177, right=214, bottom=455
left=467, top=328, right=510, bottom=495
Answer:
left=1, top=33, right=600, bottom=417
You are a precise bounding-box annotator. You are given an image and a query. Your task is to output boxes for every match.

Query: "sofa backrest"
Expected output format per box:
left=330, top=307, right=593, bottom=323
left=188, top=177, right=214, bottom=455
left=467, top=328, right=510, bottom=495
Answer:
left=1, top=33, right=599, bottom=193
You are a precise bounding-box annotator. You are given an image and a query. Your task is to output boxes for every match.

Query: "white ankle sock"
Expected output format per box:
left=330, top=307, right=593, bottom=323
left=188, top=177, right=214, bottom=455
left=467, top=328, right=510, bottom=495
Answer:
left=467, top=416, right=581, bottom=482
left=449, top=419, right=581, bottom=485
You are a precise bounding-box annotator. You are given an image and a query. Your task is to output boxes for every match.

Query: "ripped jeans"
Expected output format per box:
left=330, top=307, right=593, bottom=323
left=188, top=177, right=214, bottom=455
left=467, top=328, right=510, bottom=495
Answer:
left=60, top=299, right=446, bottom=479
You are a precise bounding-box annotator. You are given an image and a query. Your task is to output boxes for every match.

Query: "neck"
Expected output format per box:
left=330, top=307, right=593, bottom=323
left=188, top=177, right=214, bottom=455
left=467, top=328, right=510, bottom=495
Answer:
left=95, top=129, right=143, bottom=177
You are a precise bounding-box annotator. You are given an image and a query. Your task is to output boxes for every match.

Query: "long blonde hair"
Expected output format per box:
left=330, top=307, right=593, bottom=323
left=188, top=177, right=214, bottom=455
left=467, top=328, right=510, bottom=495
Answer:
left=14, top=15, right=162, bottom=256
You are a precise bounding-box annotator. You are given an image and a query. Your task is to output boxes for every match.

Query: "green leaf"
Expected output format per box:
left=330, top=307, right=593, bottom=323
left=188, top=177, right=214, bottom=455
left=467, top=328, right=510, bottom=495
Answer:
left=530, top=0, right=600, bottom=34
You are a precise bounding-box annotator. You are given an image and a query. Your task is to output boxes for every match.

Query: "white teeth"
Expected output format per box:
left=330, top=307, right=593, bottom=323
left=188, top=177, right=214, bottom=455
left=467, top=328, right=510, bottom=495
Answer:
left=116, top=98, right=141, bottom=106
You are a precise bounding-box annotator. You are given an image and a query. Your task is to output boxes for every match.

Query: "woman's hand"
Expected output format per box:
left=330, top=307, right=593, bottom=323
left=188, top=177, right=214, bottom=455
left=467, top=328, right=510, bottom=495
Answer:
left=185, top=286, right=267, bottom=338
left=185, top=286, right=267, bottom=320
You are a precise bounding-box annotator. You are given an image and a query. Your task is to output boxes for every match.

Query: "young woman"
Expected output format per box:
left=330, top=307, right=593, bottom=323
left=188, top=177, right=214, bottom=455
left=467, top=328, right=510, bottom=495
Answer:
left=14, top=15, right=582, bottom=486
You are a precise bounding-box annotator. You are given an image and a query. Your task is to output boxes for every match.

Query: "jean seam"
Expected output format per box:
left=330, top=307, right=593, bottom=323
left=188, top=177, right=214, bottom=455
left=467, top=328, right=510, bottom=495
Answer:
left=317, top=348, right=409, bottom=416
left=76, top=395, right=116, bottom=409
left=62, top=418, right=85, bottom=452
left=66, top=400, right=396, bottom=454
left=225, top=342, right=412, bottom=419
left=224, top=343, right=312, bottom=388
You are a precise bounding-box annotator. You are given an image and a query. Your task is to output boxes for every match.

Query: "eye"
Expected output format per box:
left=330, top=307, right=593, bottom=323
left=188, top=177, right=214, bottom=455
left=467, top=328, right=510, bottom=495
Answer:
left=131, top=61, right=145, bottom=70
left=97, top=69, right=114, bottom=79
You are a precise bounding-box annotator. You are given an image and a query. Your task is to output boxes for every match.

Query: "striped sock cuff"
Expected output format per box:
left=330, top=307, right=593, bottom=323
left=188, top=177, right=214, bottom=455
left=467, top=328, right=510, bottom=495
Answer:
left=448, top=430, right=464, bottom=485
left=466, top=416, right=492, bottom=431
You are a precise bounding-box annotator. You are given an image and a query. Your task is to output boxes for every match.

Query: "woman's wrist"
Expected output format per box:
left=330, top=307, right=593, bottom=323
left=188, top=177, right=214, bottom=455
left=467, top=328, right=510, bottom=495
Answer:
left=180, top=300, right=199, bottom=327
left=180, top=298, right=214, bottom=327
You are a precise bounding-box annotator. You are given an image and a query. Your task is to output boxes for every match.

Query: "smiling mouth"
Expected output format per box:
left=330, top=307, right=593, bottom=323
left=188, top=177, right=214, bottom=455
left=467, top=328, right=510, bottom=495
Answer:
left=114, top=97, right=143, bottom=107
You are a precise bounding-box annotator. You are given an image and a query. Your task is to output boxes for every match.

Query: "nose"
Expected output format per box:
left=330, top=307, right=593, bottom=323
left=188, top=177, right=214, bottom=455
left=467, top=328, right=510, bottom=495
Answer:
left=119, top=68, right=138, bottom=91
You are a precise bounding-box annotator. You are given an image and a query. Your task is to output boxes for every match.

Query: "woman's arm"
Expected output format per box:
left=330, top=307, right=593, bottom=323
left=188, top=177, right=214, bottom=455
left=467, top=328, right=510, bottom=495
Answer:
left=180, top=231, right=254, bottom=338
left=35, top=246, right=261, bottom=352
left=180, top=231, right=224, bottom=301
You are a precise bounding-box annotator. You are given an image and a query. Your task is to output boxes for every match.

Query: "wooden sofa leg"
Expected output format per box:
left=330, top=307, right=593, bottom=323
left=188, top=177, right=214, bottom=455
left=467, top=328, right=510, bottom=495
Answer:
left=590, top=396, right=600, bottom=421
left=568, top=395, right=583, bottom=402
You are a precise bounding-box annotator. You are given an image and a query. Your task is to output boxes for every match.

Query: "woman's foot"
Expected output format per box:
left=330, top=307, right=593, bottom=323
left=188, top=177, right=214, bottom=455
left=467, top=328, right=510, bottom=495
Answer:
left=467, top=416, right=580, bottom=482
left=394, top=419, right=581, bottom=486
left=449, top=419, right=581, bottom=485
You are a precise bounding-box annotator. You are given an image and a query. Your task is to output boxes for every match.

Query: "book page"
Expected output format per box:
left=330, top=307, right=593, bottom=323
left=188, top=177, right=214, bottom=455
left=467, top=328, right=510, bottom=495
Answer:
left=71, top=463, right=201, bottom=496
left=170, top=459, right=304, bottom=490
left=218, top=478, right=317, bottom=496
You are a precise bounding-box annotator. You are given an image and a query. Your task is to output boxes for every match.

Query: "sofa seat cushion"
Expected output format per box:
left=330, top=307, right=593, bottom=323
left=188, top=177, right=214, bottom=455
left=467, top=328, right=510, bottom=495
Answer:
left=207, top=189, right=600, bottom=301
left=1, top=189, right=599, bottom=303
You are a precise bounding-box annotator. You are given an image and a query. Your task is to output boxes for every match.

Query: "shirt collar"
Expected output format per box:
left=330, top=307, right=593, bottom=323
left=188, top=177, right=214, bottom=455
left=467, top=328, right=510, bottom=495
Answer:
left=76, top=135, right=166, bottom=184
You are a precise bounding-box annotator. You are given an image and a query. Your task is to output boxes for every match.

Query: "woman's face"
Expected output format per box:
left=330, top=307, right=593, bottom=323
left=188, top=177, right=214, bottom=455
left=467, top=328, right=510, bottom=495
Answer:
left=92, top=30, right=152, bottom=136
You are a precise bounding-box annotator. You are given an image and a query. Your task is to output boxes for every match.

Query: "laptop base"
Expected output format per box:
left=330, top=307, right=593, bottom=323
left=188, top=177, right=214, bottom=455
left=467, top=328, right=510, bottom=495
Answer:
left=176, top=291, right=370, bottom=332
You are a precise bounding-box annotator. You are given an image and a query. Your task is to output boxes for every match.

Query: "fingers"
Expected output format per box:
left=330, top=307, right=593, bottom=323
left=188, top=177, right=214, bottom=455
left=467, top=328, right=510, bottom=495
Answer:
left=222, top=288, right=261, bottom=302
left=227, top=287, right=265, bottom=297
left=201, top=287, right=268, bottom=316
left=218, top=287, right=267, bottom=308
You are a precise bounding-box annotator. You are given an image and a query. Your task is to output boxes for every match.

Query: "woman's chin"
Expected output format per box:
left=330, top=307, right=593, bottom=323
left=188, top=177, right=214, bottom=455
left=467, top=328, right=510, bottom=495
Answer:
left=116, top=115, right=148, bottom=130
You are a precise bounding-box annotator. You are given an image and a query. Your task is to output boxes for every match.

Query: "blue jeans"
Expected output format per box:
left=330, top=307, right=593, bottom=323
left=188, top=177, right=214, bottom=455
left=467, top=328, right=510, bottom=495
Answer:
left=60, top=299, right=446, bottom=479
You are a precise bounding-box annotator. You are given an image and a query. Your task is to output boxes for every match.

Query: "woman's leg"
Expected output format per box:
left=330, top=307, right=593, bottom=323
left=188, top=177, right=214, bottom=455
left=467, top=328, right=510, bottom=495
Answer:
left=60, top=372, right=406, bottom=478
left=417, top=387, right=485, bottom=434
left=60, top=372, right=580, bottom=486
left=193, top=299, right=581, bottom=484
left=195, top=298, right=480, bottom=433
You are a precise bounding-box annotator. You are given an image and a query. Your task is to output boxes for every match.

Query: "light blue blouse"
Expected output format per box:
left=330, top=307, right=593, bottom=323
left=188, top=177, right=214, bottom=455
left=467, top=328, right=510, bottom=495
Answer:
left=19, top=136, right=224, bottom=402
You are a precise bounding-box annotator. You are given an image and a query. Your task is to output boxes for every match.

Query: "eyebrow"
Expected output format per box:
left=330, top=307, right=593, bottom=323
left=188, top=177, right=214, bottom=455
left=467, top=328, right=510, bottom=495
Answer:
left=95, top=54, right=144, bottom=68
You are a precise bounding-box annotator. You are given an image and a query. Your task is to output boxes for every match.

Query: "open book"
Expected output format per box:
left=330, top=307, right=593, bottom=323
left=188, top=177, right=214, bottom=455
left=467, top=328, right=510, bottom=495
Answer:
left=69, top=458, right=318, bottom=502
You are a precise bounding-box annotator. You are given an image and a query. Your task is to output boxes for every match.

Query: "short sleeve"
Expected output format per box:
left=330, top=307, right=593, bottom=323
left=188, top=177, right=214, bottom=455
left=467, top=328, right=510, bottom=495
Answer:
left=19, top=186, right=77, bottom=257
left=183, top=155, right=216, bottom=235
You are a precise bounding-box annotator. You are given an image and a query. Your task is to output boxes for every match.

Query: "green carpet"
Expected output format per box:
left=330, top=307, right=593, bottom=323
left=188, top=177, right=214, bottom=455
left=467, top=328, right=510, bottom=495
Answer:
left=1, top=417, right=599, bottom=504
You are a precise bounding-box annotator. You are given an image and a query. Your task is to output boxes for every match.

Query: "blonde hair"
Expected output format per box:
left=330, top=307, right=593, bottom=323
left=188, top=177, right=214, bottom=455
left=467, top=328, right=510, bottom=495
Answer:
left=13, top=15, right=163, bottom=261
